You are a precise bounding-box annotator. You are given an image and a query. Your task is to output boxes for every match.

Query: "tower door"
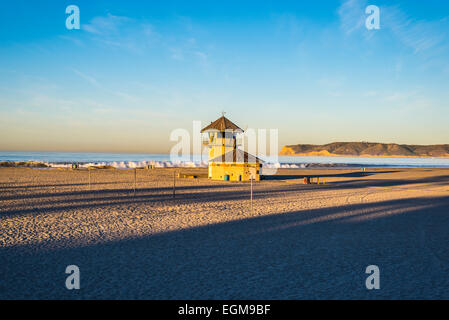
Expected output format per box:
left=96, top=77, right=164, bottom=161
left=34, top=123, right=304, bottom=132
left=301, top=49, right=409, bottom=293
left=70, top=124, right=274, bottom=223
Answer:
left=249, top=167, right=257, bottom=180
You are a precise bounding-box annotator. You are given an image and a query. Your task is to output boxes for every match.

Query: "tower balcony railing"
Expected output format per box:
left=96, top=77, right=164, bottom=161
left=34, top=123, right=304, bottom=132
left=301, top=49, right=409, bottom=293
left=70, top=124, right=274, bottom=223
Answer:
left=203, top=142, right=242, bottom=147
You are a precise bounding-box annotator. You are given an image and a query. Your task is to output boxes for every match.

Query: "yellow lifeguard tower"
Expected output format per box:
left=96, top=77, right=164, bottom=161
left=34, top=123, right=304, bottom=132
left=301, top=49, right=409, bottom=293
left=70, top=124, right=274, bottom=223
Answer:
left=201, top=115, right=262, bottom=181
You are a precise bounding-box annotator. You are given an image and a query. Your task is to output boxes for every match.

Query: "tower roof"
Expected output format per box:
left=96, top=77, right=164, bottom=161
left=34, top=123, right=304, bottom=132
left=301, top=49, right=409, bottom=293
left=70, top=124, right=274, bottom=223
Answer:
left=209, top=149, right=263, bottom=164
left=201, top=115, right=244, bottom=133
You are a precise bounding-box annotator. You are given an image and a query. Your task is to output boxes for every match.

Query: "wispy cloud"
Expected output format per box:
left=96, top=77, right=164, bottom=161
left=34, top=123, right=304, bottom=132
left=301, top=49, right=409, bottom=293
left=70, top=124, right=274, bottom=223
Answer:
left=75, top=13, right=214, bottom=70
left=114, top=91, right=141, bottom=104
left=382, top=90, right=434, bottom=113
left=170, top=47, right=185, bottom=61
left=72, top=69, right=144, bottom=104
left=58, top=35, right=84, bottom=47
left=80, top=14, right=159, bottom=54
left=82, top=14, right=132, bottom=35
left=167, top=34, right=213, bottom=71
left=72, top=69, right=101, bottom=88
left=338, top=0, right=449, bottom=55
left=383, top=6, right=448, bottom=54
left=337, top=0, right=368, bottom=35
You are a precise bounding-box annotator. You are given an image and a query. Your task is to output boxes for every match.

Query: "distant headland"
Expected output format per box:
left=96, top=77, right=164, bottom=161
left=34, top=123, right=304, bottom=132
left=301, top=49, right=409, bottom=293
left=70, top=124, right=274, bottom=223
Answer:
left=280, top=142, right=449, bottom=158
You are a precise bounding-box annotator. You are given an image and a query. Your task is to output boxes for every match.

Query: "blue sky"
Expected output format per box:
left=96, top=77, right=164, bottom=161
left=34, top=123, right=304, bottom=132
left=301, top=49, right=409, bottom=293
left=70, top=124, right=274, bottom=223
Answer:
left=1, top=0, right=448, bottom=153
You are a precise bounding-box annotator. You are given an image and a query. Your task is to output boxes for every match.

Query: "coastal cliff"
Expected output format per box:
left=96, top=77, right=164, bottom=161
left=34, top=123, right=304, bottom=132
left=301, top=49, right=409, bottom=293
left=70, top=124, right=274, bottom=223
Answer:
left=280, top=142, right=449, bottom=158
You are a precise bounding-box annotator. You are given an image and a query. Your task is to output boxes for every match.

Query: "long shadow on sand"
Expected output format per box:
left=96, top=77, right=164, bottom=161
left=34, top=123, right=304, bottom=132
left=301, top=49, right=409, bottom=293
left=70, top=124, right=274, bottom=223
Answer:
left=263, top=170, right=398, bottom=180
left=0, top=182, right=244, bottom=202
left=1, top=195, right=449, bottom=299
left=2, top=174, right=449, bottom=218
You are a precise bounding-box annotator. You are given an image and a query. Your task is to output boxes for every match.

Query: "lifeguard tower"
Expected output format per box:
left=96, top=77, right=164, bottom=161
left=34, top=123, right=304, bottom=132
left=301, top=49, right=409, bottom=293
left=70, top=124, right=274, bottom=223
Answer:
left=201, top=115, right=262, bottom=181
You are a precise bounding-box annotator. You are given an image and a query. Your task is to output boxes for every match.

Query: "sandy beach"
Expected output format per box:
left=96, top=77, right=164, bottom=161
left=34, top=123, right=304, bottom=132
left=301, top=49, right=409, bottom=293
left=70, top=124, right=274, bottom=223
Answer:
left=1, top=167, right=448, bottom=299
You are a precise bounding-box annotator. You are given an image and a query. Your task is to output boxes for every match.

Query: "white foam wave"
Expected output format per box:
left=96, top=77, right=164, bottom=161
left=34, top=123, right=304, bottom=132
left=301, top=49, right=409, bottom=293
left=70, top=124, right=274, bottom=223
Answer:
left=45, top=160, right=308, bottom=169
left=46, top=160, right=210, bottom=169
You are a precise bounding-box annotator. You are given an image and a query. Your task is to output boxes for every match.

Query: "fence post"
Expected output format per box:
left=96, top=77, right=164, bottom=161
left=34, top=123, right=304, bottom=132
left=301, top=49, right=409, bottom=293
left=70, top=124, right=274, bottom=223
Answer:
left=250, top=177, right=253, bottom=213
left=173, top=170, right=176, bottom=199
left=134, top=168, right=137, bottom=196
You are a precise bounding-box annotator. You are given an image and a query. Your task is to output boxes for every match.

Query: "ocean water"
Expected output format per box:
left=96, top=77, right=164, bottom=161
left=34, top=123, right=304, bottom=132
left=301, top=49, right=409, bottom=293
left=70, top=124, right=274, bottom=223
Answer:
left=1, top=151, right=449, bottom=168
left=0, top=151, right=170, bottom=163
left=275, top=155, right=449, bottom=168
